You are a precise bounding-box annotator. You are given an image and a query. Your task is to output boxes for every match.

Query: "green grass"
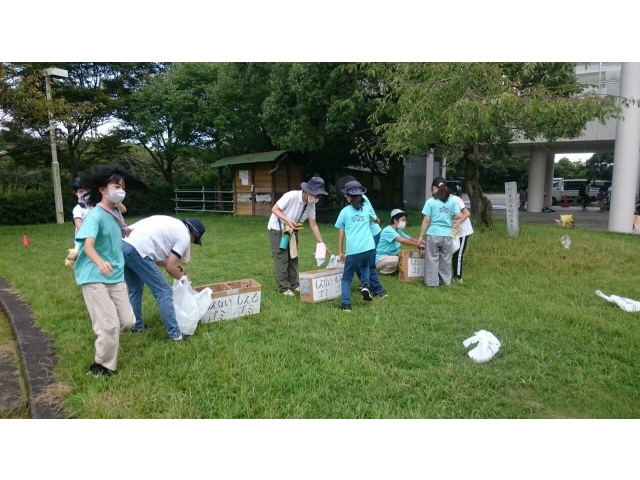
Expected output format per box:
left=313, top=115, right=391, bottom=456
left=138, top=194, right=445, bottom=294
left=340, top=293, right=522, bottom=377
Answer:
left=0, top=211, right=639, bottom=418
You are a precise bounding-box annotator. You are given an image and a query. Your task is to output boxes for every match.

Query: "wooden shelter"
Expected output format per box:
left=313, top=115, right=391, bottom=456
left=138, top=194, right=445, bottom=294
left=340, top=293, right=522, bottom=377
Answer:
left=212, top=150, right=305, bottom=217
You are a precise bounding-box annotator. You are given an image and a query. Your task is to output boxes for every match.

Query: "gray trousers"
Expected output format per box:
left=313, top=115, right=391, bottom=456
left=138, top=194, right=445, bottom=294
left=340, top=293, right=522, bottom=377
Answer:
left=424, top=235, right=452, bottom=287
left=269, top=229, right=299, bottom=292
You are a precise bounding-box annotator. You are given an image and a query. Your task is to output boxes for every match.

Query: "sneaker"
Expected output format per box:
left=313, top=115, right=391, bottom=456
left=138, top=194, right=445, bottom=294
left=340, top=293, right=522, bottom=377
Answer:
left=453, top=277, right=464, bottom=283
left=356, top=285, right=364, bottom=291
left=373, top=290, right=389, bottom=299
left=87, top=362, right=114, bottom=378
left=131, top=327, right=144, bottom=333
left=361, top=287, right=373, bottom=301
left=172, top=334, right=183, bottom=342
left=282, top=290, right=295, bottom=297
left=294, top=286, right=300, bottom=292
left=340, top=304, right=352, bottom=312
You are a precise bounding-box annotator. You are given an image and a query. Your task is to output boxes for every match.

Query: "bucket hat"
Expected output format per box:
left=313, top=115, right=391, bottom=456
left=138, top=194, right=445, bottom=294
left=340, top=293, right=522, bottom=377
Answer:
left=301, top=177, right=328, bottom=196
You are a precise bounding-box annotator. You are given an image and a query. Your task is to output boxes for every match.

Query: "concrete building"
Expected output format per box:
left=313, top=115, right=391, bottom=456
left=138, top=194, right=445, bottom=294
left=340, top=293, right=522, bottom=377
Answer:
left=403, top=62, right=640, bottom=233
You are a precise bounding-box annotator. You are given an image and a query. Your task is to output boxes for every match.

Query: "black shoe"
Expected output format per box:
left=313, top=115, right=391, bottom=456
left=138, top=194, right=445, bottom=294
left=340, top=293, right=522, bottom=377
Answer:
left=356, top=285, right=364, bottom=291
left=373, top=290, right=389, bottom=299
left=361, top=287, right=373, bottom=301
left=340, top=304, right=352, bottom=312
left=87, top=362, right=114, bottom=378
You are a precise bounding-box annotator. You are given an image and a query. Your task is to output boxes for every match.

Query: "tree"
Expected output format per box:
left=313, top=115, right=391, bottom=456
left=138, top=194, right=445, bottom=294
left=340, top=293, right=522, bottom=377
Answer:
left=585, top=152, right=614, bottom=180
left=554, top=157, right=588, bottom=179
left=1, top=63, right=164, bottom=180
left=114, top=62, right=274, bottom=185
left=373, top=63, right=620, bottom=228
left=262, top=63, right=406, bottom=207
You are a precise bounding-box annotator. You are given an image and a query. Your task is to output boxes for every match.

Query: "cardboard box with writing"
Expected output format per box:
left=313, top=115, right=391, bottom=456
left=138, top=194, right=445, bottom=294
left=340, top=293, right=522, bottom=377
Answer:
left=299, top=266, right=344, bottom=303
left=398, top=250, right=425, bottom=282
left=195, top=279, right=262, bottom=322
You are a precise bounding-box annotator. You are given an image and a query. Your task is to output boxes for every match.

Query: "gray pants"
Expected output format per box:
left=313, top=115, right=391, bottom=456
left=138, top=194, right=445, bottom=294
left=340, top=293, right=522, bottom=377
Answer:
left=269, top=229, right=299, bottom=292
left=424, top=235, right=452, bottom=287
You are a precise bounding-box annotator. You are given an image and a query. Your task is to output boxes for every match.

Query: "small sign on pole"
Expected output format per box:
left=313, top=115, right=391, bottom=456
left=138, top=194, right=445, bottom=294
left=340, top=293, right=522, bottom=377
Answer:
left=505, top=181, right=520, bottom=237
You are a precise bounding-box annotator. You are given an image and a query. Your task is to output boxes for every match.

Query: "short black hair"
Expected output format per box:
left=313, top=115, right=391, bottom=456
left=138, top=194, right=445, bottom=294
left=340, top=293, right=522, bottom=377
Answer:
left=80, top=163, right=149, bottom=206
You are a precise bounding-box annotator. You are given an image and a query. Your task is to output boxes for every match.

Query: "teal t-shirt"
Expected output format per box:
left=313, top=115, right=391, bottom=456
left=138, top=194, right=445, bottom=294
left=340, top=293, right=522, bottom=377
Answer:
left=375, top=225, right=411, bottom=263
left=74, top=207, right=125, bottom=285
left=335, top=204, right=376, bottom=255
left=422, top=196, right=460, bottom=237
left=363, top=195, right=382, bottom=237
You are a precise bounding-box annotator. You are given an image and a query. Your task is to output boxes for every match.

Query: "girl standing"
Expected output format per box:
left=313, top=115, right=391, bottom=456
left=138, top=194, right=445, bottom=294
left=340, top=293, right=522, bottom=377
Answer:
left=335, top=180, right=387, bottom=312
left=418, top=177, right=463, bottom=287
left=75, top=164, right=149, bottom=377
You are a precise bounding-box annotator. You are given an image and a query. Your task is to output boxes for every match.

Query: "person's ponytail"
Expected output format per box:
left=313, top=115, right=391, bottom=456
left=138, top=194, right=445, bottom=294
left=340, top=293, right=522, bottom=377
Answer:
left=432, top=176, right=450, bottom=202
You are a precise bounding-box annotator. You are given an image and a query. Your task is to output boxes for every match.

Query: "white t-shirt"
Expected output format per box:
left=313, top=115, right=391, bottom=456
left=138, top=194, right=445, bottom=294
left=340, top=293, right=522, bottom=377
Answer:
left=453, top=195, right=473, bottom=237
left=123, top=216, right=192, bottom=263
left=267, top=190, right=316, bottom=231
left=72, top=204, right=91, bottom=245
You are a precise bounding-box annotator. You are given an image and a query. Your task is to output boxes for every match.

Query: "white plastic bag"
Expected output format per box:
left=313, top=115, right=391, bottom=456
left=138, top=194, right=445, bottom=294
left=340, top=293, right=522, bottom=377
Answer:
left=326, top=254, right=339, bottom=269
left=595, top=290, right=640, bottom=312
left=172, top=277, right=212, bottom=335
left=315, top=243, right=327, bottom=267
left=561, top=234, right=571, bottom=249
left=452, top=236, right=461, bottom=254
left=462, top=330, right=501, bottom=363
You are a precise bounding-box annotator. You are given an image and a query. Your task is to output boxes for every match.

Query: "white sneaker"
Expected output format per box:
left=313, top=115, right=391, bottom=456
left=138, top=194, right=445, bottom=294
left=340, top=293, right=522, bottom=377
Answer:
left=282, top=290, right=295, bottom=296
left=294, top=286, right=300, bottom=292
left=172, top=334, right=183, bottom=341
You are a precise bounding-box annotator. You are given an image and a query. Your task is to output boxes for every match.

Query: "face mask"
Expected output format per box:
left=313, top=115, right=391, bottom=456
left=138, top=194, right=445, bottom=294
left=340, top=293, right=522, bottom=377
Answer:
left=77, top=194, right=86, bottom=203
left=308, top=197, right=319, bottom=205
left=397, top=221, right=406, bottom=230
left=105, top=188, right=126, bottom=204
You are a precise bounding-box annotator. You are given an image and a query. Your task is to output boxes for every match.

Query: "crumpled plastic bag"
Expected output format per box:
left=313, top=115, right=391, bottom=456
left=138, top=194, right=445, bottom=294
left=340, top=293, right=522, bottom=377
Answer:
left=462, top=330, right=501, bottom=363
left=326, top=254, right=340, bottom=269
left=595, top=290, right=640, bottom=312
left=173, top=276, right=213, bottom=335
left=561, top=234, right=571, bottom=250
left=558, top=214, right=575, bottom=227
left=315, top=243, right=327, bottom=267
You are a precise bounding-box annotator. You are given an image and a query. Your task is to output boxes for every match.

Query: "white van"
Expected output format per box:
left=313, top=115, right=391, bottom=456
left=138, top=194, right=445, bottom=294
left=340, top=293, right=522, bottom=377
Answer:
left=551, top=178, right=563, bottom=205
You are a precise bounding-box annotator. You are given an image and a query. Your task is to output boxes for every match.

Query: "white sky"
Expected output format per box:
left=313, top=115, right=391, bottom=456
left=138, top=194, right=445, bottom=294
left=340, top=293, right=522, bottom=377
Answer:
left=555, top=153, right=595, bottom=163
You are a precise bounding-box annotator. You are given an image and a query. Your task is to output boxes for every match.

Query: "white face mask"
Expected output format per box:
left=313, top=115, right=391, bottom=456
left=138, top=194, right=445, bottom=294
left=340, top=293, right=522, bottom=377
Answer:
left=397, top=221, right=406, bottom=230
left=307, top=196, right=319, bottom=205
left=77, top=194, right=86, bottom=203
left=105, top=188, right=126, bottom=204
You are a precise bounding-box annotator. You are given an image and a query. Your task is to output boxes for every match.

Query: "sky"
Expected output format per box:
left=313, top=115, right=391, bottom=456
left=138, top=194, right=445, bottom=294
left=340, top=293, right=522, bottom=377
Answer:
left=555, top=153, right=595, bottom=163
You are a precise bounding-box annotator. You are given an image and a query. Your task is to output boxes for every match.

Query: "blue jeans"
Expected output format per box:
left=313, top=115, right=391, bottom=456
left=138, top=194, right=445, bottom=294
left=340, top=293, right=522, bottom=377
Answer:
left=122, top=242, right=182, bottom=339
left=355, top=232, right=380, bottom=284
left=341, top=249, right=384, bottom=305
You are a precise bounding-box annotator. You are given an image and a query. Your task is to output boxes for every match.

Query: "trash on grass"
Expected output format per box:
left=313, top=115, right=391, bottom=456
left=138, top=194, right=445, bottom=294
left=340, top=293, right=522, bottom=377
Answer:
left=462, top=330, right=501, bottom=363
left=558, top=214, right=575, bottom=227
left=561, top=234, right=571, bottom=250
left=595, top=290, right=640, bottom=313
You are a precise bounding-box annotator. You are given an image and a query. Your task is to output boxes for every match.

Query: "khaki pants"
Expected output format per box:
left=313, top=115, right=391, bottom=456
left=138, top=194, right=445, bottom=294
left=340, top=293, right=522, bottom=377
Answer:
left=376, top=255, right=399, bottom=275
left=81, top=282, right=135, bottom=371
left=269, top=229, right=299, bottom=292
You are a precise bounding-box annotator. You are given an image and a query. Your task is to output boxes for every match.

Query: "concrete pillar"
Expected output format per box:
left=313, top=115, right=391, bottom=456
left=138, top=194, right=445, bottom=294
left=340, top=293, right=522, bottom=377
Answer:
left=527, top=146, right=547, bottom=212
left=609, top=62, right=640, bottom=233
left=425, top=149, right=435, bottom=201
left=544, top=153, right=555, bottom=207
left=442, top=157, right=447, bottom=179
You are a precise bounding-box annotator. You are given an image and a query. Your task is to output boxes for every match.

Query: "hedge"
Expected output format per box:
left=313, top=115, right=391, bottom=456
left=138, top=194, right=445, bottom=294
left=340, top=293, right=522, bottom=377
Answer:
left=0, top=183, right=175, bottom=226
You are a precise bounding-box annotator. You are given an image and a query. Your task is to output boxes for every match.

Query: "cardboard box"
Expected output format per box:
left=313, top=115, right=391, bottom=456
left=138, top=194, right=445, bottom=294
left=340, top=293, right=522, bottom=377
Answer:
left=299, top=266, right=344, bottom=303
left=398, top=250, right=425, bottom=282
left=195, top=279, right=262, bottom=322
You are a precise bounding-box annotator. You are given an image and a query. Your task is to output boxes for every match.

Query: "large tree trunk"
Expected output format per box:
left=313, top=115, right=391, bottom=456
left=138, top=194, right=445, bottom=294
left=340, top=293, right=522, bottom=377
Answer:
left=464, top=154, right=493, bottom=229
left=382, top=158, right=404, bottom=209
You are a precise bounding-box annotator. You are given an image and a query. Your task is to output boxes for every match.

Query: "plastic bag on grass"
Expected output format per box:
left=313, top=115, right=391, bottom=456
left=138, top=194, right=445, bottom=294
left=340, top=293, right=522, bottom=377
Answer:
left=462, top=330, right=501, bottom=363
left=595, top=290, right=640, bottom=313
left=561, top=234, right=571, bottom=250
left=173, top=276, right=212, bottom=335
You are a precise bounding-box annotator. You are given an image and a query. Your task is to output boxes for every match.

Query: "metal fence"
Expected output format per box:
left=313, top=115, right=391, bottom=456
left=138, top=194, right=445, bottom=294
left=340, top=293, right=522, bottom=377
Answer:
left=173, top=187, right=234, bottom=214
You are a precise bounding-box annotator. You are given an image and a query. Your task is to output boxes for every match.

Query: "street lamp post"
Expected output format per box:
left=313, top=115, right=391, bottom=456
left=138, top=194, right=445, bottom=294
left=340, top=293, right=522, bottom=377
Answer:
left=43, top=67, right=68, bottom=224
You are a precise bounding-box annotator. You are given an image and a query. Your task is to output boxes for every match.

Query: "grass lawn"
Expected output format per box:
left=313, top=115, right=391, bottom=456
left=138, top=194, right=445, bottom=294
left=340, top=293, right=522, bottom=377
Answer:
left=0, top=210, right=639, bottom=419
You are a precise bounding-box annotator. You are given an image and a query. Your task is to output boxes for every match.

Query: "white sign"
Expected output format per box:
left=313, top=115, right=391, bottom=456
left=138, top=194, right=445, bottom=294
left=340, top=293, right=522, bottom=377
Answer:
left=312, top=272, right=343, bottom=301
left=232, top=291, right=262, bottom=318
left=407, top=257, right=424, bottom=277
left=241, top=178, right=249, bottom=186
left=239, top=170, right=249, bottom=180
left=201, top=296, right=234, bottom=323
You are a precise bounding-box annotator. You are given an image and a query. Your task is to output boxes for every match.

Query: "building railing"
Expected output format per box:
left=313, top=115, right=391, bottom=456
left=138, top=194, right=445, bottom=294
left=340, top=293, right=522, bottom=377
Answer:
left=173, top=187, right=234, bottom=214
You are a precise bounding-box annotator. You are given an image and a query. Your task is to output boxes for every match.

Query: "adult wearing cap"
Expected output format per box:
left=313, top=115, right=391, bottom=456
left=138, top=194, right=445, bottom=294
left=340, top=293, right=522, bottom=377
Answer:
left=375, top=209, right=425, bottom=275
left=268, top=177, right=330, bottom=296
left=122, top=215, right=206, bottom=341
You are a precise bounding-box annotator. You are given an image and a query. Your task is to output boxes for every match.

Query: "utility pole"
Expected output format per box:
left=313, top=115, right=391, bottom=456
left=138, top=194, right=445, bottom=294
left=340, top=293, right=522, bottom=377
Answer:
left=43, top=67, right=68, bottom=224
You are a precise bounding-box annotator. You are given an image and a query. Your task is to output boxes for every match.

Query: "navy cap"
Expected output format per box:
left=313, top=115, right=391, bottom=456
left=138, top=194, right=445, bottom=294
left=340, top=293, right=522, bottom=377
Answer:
left=184, top=218, right=206, bottom=245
